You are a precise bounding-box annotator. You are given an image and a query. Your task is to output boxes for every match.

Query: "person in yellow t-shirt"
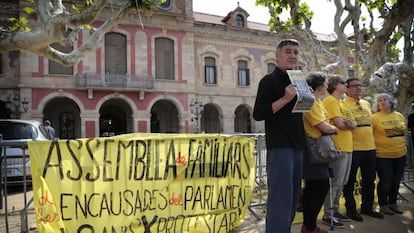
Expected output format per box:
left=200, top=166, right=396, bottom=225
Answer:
left=372, top=93, right=407, bottom=215
left=321, top=75, right=357, bottom=227
left=342, top=78, right=384, bottom=221
left=302, top=72, right=338, bottom=233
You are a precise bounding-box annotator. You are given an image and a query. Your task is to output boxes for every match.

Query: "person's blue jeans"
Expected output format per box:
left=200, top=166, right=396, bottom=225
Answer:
left=343, top=150, right=377, bottom=212
left=376, top=156, right=406, bottom=206
left=323, top=152, right=352, bottom=216
left=266, top=148, right=303, bottom=233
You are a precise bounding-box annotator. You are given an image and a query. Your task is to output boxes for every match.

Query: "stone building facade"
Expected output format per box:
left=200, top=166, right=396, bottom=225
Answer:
left=0, top=0, right=336, bottom=138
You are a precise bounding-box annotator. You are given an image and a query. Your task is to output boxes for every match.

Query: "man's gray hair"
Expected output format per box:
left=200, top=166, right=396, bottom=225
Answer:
left=276, top=39, right=299, bottom=52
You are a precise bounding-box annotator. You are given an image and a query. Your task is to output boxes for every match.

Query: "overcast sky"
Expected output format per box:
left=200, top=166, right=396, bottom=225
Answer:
left=193, top=0, right=344, bottom=34
left=193, top=0, right=405, bottom=60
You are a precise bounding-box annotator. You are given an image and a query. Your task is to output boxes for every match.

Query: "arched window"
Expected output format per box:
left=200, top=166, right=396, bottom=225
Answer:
left=236, top=15, right=244, bottom=27
left=59, top=112, right=75, bottom=139
left=105, top=32, right=127, bottom=75
left=234, top=105, right=251, bottom=133
left=49, top=43, right=73, bottom=75
left=204, top=57, right=217, bottom=84
left=201, top=104, right=221, bottom=133
left=155, top=37, right=175, bottom=80
left=348, top=69, right=355, bottom=78
left=150, top=100, right=179, bottom=133
left=237, top=60, right=250, bottom=86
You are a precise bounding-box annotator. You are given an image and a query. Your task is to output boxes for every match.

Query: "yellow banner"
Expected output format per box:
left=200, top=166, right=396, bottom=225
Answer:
left=28, top=133, right=256, bottom=233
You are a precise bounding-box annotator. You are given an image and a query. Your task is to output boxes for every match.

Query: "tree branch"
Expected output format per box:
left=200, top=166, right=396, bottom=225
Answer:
left=34, top=0, right=135, bottom=66
left=65, top=0, right=108, bottom=27
left=369, top=0, right=414, bottom=58
left=0, top=0, right=150, bottom=66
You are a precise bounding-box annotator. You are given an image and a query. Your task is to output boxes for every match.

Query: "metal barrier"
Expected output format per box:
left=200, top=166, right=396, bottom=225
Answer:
left=247, top=134, right=268, bottom=220
left=402, top=131, right=414, bottom=194
left=0, top=140, right=32, bottom=233
left=1, top=133, right=412, bottom=231
left=247, top=132, right=414, bottom=220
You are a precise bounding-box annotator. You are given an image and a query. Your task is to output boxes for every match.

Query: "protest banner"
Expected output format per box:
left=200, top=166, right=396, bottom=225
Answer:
left=28, top=133, right=256, bottom=233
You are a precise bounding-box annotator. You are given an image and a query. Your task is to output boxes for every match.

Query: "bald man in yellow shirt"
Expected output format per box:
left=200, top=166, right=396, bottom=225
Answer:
left=343, top=78, right=384, bottom=222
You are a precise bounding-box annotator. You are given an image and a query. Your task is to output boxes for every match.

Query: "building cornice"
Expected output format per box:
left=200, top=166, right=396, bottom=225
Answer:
left=193, top=25, right=278, bottom=47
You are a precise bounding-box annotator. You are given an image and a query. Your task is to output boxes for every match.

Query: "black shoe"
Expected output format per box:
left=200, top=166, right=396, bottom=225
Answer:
left=389, top=204, right=403, bottom=214
left=380, top=205, right=394, bottom=215
left=333, top=212, right=351, bottom=222
left=347, top=210, right=363, bottom=222
left=360, top=209, right=384, bottom=219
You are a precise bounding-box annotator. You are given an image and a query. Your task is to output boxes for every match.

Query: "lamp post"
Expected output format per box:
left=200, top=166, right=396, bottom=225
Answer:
left=190, top=99, right=204, bottom=133
left=5, top=94, right=29, bottom=119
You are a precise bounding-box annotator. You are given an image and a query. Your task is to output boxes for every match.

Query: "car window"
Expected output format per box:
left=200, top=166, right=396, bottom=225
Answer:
left=0, top=122, right=39, bottom=140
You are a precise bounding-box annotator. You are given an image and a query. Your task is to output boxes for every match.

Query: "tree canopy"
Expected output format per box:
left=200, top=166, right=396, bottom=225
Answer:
left=0, top=0, right=156, bottom=66
left=256, top=0, right=414, bottom=114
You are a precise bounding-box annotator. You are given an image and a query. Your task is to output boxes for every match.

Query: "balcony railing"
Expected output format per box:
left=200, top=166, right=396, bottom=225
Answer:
left=75, top=73, right=154, bottom=89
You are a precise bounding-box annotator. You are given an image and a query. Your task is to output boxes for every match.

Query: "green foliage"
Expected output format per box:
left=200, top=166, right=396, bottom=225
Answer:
left=360, top=0, right=396, bottom=12
left=7, top=0, right=34, bottom=32
left=8, top=16, right=31, bottom=32
left=296, top=2, right=313, bottom=25
left=128, top=0, right=157, bottom=10
left=388, top=44, right=401, bottom=63
left=5, top=0, right=159, bottom=33
left=256, top=0, right=287, bottom=15
left=255, top=0, right=313, bottom=32
left=389, top=31, right=403, bottom=62
left=72, top=4, right=83, bottom=14
left=329, top=46, right=337, bottom=53
left=350, top=63, right=362, bottom=70
left=361, top=0, right=385, bottom=11
left=269, top=17, right=293, bottom=32
left=23, top=6, right=34, bottom=15
left=72, top=0, right=100, bottom=13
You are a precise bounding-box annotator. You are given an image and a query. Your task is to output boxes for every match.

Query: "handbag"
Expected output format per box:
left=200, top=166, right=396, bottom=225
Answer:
left=306, top=134, right=343, bottom=164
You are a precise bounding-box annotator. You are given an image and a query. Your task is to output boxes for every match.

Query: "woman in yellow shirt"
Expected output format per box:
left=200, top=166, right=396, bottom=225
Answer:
left=321, top=75, right=357, bottom=227
left=302, top=72, right=338, bottom=233
left=372, top=93, right=407, bottom=215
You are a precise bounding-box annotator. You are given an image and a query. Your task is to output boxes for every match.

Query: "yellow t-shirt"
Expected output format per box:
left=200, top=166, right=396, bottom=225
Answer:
left=303, top=99, right=331, bottom=138
left=323, top=95, right=353, bottom=152
left=344, top=97, right=375, bottom=151
left=372, top=111, right=407, bottom=158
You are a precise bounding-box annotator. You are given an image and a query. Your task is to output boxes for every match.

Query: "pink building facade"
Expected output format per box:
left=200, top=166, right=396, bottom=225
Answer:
left=0, top=0, right=339, bottom=138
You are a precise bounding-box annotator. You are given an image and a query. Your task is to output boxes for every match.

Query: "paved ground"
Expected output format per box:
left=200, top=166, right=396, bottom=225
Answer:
left=1, top=184, right=413, bottom=233
left=233, top=184, right=414, bottom=233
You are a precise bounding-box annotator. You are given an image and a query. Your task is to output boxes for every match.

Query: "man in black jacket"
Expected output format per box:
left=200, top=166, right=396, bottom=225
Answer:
left=253, top=39, right=305, bottom=233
